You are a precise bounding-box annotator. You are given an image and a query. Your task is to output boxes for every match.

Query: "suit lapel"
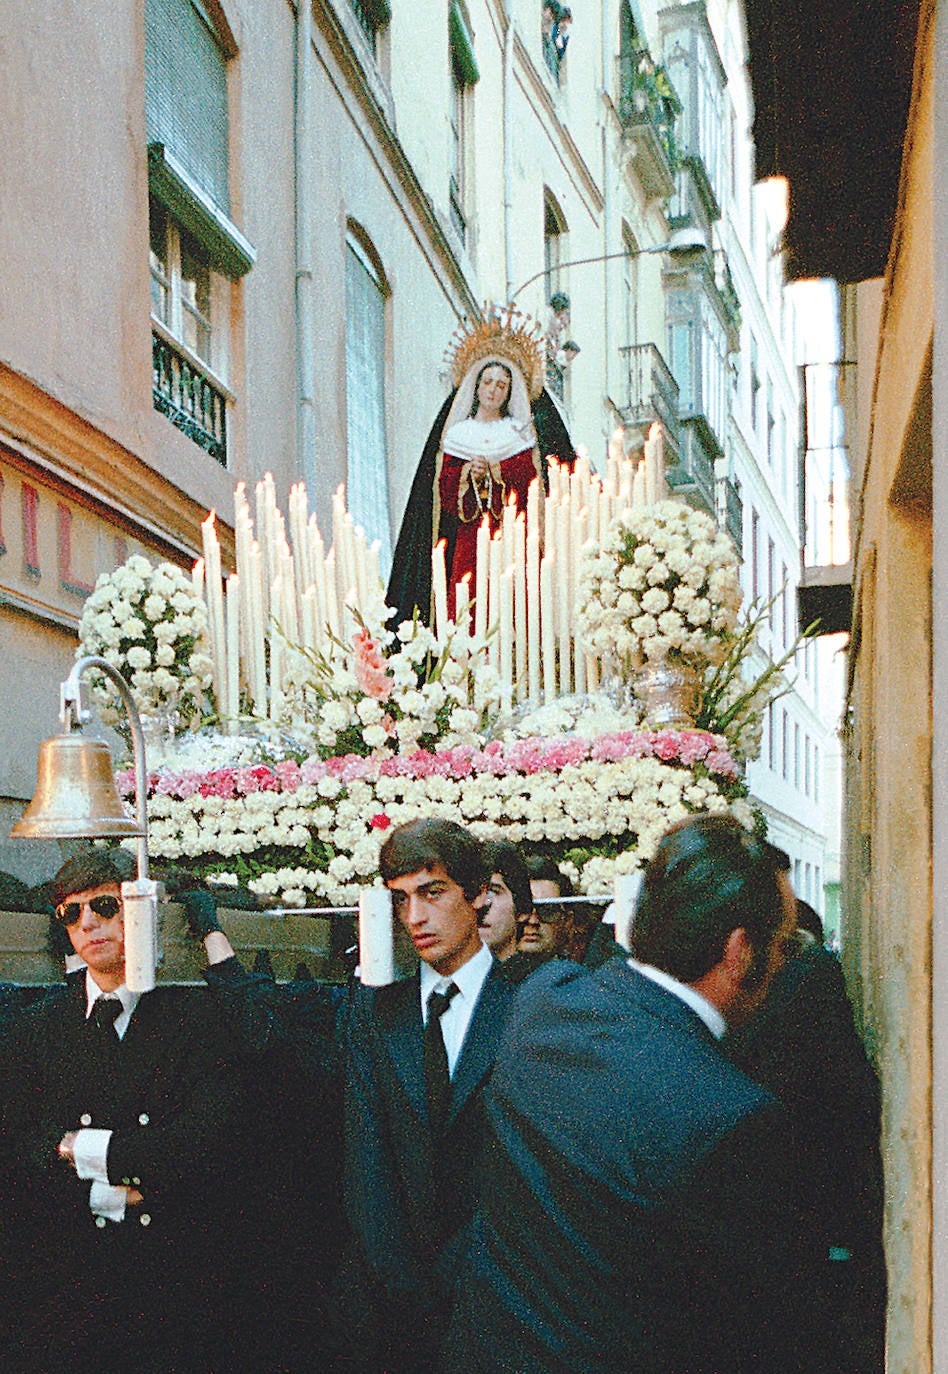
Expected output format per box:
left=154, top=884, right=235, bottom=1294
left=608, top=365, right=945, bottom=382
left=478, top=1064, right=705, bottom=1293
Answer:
left=377, top=977, right=428, bottom=1126
left=445, top=966, right=512, bottom=1129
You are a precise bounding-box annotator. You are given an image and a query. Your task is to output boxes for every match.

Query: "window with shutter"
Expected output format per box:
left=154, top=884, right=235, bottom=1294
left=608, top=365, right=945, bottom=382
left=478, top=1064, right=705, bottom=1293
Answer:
left=345, top=234, right=393, bottom=573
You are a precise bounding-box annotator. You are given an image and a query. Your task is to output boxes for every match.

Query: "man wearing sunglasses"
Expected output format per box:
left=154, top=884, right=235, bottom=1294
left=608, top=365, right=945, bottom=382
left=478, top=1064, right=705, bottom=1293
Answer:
left=0, top=847, right=241, bottom=1370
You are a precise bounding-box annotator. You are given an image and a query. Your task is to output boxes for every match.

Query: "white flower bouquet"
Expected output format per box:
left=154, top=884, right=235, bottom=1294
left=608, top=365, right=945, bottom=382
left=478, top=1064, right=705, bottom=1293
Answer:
left=77, top=555, right=213, bottom=724
left=277, top=611, right=502, bottom=760
left=577, top=500, right=743, bottom=675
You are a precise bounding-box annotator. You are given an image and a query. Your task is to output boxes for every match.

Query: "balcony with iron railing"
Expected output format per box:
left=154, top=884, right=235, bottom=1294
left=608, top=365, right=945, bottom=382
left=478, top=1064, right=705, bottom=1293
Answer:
left=616, top=51, right=680, bottom=200
left=618, top=342, right=680, bottom=454
left=664, top=414, right=718, bottom=516
left=152, top=323, right=229, bottom=466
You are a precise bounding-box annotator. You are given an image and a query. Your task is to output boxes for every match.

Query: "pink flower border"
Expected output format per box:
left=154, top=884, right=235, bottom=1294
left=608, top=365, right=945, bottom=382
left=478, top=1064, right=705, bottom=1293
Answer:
left=117, top=728, right=740, bottom=802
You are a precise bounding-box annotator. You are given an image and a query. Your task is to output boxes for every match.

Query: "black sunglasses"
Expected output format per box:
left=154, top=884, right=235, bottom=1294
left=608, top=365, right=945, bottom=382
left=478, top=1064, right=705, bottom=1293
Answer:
left=55, top=894, right=122, bottom=926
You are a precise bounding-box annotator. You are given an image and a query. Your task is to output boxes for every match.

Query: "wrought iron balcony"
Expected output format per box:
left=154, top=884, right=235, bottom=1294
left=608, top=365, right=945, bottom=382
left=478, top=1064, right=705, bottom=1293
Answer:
left=617, top=51, right=680, bottom=199
left=664, top=415, right=717, bottom=516
left=618, top=342, right=680, bottom=449
left=152, top=327, right=228, bottom=466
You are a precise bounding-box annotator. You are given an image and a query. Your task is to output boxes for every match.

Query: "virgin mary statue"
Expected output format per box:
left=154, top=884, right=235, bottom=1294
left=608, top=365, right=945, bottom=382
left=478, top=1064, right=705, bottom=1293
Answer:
left=386, top=304, right=575, bottom=628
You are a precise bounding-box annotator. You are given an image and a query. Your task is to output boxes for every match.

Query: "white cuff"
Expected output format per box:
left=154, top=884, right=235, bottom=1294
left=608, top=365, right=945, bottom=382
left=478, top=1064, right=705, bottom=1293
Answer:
left=73, top=1127, right=113, bottom=1185
left=89, top=1180, right=127, bottom=1223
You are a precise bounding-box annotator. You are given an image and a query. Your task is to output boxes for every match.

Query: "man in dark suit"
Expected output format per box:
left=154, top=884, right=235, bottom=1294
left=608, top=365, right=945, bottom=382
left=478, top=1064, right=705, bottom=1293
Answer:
left=444, top=814, right=826, bottom=1374
left=189, top=817, right=516, bottom=1373
left=0, top=848, right=241, bottom=1373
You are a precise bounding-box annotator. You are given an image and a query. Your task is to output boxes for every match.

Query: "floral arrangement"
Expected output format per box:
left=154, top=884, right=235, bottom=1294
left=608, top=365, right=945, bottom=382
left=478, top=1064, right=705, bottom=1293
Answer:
left=120, top=727, right=758, bottom=907
left=278, top=614, right=502, bottom=759
left=77, top=556, right=213, bottom=723
left=577, top=501, right=743, bottom=675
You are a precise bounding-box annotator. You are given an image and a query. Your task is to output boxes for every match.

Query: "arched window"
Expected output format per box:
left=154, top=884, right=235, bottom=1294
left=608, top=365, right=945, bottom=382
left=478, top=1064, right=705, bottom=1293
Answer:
left=345, top=228, right=392, bottom=571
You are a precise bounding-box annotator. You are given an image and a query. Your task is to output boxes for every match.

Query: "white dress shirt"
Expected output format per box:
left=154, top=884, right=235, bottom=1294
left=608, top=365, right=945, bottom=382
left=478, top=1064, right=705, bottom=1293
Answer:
left=627, top=958, right=727, bottom=1040
left=73, top=973, right=141, bottom=1222
left=419, top=940, right=493, bottom=1076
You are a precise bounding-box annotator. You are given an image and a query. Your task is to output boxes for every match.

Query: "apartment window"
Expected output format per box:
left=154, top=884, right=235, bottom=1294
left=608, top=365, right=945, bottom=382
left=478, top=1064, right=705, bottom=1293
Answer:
left=793, top=857, right=802, bottom=893
left=781, top=710, right=788, bottom=781
left=794, top=722, right=801, bottom=789
left=805, top=736, right=811, bottom=796
left=544, top=191, right=568, bottom=302
left=622, top=225, right=639, bottom=348
left=145, top=0, right=254, bottom=465
left=449, top=3, right=478, bottom=246
left=781, top=563, right=788, bottom=649
left=345, top=230, right=393, bottom=573
left=767, top=536, right=775, bottom=608
left=767, top=702, right=775, bottom=772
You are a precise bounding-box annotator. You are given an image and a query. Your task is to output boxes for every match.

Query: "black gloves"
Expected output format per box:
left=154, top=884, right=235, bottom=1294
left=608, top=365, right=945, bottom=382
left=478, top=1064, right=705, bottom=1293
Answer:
left=179, top=889, right=221, bottom=939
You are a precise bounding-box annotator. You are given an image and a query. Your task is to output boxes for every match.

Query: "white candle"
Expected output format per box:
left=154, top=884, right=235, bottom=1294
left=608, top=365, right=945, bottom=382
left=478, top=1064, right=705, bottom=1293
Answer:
left=527, top=528, right=541, bottom=702
left=201, top=512, right=226, bottom=715
left=226, top=574, right=240, bottom=729
left=324, top=552, right=341, bottom=640
left=513, top=515, right=527, bottom=701
left=455, top=573, right=471, bottom=643
left=541, top=554, right=556, bottom=704
left=249, top=542, right=267, bottom=716
left=432, top=540, right=449, bottom=643
left=192, top=557, right=205, bottom=602
left=474, top=517, right=490, bottom=643
left=358, top=887, right=395, bottom=986
left=499, top=565, right=514, bottom=711
left=488, top=535, right=502, bottom=670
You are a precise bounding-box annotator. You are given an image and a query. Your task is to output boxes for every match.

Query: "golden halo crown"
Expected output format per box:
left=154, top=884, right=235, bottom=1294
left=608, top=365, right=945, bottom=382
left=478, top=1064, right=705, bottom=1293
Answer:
left=445, top=303, right=546, bottom=401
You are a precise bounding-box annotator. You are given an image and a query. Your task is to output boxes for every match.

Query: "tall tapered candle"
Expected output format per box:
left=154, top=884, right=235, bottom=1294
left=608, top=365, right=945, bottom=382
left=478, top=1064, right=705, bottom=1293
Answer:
left=474, top=517, right=490, bottom=642
left=454, top=573, right=471, bottom=641
left=192, top=557, right=204, bottom=602
left=499, top=565, right=514, bottom=711
left=541, top=554, right=556, bottom=704
left=432, top=540, right=449, bottom=642
left=324, top=552, right=341, bottom=640
left=201, top=512, right=226, bottom=712
left=488, top=535, right=502, bottom=671
left=527, top=478, right=541, bottom=545
left=527, top=528, right=541, bottom=701
left=225, top=574, right=240, bottom=728
left=514, top=515, right=527, bottom=701
left=249, top=542, right=267, bottom=716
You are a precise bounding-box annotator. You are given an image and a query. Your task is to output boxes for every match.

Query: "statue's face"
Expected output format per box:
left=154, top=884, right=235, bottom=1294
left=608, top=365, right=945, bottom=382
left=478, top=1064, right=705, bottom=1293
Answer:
left=476, top=365, right=511, bottom=416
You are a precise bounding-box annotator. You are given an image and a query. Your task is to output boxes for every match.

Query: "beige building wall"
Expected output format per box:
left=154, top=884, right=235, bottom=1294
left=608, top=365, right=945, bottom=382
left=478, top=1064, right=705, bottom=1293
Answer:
left=841, top=2, right=936, bottom=1365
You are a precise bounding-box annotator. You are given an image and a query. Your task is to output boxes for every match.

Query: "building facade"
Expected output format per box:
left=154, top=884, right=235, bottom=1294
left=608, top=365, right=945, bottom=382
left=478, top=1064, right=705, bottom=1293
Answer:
left=1, top=0, right=833, bottom=895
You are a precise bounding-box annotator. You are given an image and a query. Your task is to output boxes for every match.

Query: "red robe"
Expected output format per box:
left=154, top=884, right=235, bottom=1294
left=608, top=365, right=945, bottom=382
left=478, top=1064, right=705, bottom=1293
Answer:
left=438, top=446, right=540, bottom=621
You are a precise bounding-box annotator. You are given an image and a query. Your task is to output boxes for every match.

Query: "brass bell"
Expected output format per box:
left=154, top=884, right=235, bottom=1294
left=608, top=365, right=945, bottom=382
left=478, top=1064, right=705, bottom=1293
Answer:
left=11, top=731, right=143, bottom=840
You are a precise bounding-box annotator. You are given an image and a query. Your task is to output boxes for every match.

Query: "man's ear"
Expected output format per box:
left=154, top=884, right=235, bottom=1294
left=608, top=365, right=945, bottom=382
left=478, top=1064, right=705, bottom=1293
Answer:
left=721, top=927, right=754, bottom=985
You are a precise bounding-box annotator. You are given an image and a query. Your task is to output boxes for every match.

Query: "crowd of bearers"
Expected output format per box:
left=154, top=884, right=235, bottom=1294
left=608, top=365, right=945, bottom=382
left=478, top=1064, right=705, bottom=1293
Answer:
left=0, top=818, right=885, bottom=1373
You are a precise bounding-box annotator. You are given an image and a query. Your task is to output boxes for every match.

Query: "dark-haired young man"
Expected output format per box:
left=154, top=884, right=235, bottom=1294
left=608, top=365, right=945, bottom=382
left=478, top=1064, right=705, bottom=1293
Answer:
left=0, top=847, right=240, bottom=1371
left=190, top=817, right=514, bottom=1373
left=444, top=814, right=826, bottom=1374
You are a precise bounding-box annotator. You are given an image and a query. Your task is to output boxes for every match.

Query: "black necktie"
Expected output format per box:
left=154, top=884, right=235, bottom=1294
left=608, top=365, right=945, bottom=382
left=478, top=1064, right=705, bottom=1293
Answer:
left=423, top=983, right=459, bottom=1134
left=92, top=997, right=122, bottom=1037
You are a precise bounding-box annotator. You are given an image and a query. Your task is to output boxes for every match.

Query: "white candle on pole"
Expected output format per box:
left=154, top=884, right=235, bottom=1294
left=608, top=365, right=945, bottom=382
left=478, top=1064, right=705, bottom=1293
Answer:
left=455, top=572, right=471, bottom=641
left=249, top=542, right=267, bottom=716
left=358, top=887, right=395, bottom=986
left=513, top=514, right=527, bottom=701
left=192, top=557, right=205, bottom=602
left=225, top=574, right=240, bottom=729
left=527, top=477, right=541, bottom=546
left=527, top=528, right=541, bottom=701
left=201, top=512, right=226, bottom=715
left=499, top=565, right=514, bottom=711
left=488, top=535, right=502, bottom=670
left=541, top=554, right=556, bottom=704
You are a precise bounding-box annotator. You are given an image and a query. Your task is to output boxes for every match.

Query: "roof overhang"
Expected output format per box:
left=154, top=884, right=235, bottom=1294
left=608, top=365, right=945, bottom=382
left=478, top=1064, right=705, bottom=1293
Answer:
left=743, top=0, right=921, bottom=282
